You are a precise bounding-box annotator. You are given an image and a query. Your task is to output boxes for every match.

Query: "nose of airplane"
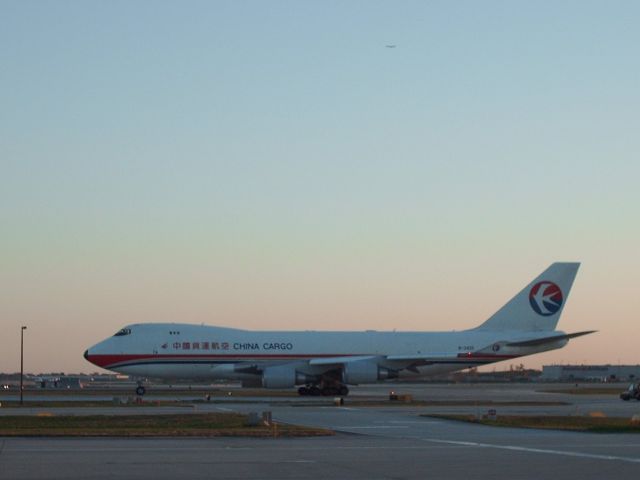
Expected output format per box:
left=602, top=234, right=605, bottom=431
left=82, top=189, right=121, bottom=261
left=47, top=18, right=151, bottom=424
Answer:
left=84, top=347, right=99, bottom=367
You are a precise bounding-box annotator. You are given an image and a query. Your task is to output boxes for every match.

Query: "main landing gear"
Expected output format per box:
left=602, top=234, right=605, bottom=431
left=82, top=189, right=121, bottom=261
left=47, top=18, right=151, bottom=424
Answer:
left=298, top=383, right=349, bottom=396
left=135, top=381, right=146, bottom=396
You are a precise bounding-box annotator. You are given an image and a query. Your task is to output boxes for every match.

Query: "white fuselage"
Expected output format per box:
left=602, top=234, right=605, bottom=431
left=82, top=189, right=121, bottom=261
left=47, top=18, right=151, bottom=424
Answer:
left=85, top=323, right=568, bottom=382
left=84, top=263, right=588, bottom=389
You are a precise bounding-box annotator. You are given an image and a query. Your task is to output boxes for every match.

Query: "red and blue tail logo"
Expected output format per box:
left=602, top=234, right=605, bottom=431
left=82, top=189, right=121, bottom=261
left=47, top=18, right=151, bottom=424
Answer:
left=529, top=281, right=563, bottom=316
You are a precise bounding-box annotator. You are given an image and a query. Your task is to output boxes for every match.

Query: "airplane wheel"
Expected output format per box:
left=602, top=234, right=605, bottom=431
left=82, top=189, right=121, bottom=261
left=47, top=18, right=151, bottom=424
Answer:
left=338, top=386, right=349, bottom=396
left=309, top=386, right=321, bottom=396
left=136, top=386, right=146, bottom=396
left=298, top=387, right=309, bottom=396
left=321, top=387, right=333, bottom=396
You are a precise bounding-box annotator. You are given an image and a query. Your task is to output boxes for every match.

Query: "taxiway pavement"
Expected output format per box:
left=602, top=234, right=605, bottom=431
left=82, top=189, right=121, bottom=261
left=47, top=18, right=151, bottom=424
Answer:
left=1, top=383, right=639, bottom=479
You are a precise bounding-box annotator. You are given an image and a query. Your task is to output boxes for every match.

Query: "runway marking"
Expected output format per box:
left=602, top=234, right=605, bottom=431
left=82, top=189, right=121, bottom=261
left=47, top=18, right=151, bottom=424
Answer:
left=215, top=407, right=234, bottom=412
left=320, top=406, right=360, bottom=411
left=332, top=426, right=409, bottom=429
left=381, top=420, right=442, bottom=424
left=422, top=438, right=640, bottom=464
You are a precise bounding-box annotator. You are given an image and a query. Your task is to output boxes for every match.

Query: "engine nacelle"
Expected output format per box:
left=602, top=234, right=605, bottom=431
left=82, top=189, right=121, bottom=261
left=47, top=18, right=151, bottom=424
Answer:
left=341, top=360, right=398, bottom=385
left=262, top=365, right=313, bottom=389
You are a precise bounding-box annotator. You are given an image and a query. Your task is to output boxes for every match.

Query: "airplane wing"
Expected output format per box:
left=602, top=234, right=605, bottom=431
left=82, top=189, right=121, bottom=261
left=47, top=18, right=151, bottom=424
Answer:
left=309, top=353, right=463, bottom=374
left=309, top=354, right=461, bottom=367
left=385, top=353, right=457, bottom=361
left=235, top=356, right=379, bottom=374
left=308, top=356, right=379, bottom=366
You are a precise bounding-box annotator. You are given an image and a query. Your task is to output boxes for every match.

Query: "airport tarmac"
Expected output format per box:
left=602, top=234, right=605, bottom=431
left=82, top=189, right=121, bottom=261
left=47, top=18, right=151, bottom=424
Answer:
left=1, top=382, right=638, bottom=417
left=1, top=383, right=639, bottom=479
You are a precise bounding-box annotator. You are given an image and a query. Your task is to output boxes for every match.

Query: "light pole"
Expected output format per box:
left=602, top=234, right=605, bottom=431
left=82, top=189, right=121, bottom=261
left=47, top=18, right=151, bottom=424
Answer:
left=20, top=326, right=27, bottom=406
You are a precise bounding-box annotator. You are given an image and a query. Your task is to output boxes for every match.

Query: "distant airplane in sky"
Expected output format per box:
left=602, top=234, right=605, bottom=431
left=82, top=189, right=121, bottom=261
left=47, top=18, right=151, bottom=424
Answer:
left=85, top=263, right=593, bottom=396
left=385, top=44, right=396, bottom=48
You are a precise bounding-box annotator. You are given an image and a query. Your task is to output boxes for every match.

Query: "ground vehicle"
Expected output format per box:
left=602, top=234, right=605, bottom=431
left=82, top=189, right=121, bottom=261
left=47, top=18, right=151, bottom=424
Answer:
left=620, top=383, right=640, bottom=401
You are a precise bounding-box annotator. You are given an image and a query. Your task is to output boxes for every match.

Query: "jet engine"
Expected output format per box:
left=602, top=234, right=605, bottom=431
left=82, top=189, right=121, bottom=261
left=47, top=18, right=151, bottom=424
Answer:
left=261, top=365, right=315, bottom=389
left=341, top=360, right=398, bottom=385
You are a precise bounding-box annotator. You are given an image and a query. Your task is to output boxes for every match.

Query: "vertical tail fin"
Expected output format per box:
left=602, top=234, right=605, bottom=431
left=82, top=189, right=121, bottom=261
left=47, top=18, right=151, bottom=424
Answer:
left=475, top=262, right=580, bottom=332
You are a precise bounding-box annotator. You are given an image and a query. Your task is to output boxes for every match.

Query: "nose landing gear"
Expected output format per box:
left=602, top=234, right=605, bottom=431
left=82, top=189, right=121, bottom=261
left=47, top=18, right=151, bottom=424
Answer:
left=135, top=382, right=146, bottom=396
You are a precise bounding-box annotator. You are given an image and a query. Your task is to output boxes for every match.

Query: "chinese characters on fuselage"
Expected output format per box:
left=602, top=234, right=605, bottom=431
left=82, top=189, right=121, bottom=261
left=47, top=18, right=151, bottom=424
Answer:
left=164, top=341, right=293, bottom=351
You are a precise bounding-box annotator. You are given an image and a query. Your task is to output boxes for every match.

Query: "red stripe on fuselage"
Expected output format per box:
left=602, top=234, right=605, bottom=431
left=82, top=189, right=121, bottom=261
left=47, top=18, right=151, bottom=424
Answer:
left=87, top=352, right=520, bottom=369
left=86, top=353, right=363, bottom=369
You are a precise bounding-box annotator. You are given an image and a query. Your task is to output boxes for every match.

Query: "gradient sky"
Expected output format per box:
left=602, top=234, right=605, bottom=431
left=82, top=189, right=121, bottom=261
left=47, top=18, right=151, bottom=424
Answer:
left=1, top=1, right=639, bottom=373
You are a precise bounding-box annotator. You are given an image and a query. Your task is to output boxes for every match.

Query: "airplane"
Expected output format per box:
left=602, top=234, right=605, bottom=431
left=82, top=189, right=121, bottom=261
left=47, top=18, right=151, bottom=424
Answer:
left=84, top=262, right=594, bottom=396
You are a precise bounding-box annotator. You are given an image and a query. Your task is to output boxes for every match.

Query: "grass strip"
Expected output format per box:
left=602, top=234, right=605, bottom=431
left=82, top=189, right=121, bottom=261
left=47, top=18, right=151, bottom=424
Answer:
left=0, top=400, right=195, bottom=408
left=0, top=413, right=333, bottom=437
left=423, top=414, right=640, bottom=433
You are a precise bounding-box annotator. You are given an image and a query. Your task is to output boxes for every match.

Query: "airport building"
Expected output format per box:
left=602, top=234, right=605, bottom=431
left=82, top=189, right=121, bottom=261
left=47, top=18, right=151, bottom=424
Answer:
left=541, top=365, right=640, bottom=382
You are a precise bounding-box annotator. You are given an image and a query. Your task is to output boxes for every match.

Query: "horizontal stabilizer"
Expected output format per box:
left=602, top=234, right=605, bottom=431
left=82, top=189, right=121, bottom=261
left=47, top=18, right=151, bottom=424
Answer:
left=506, top=330, right=596, bottom=347
left=386, top=353, right=457, bottom=362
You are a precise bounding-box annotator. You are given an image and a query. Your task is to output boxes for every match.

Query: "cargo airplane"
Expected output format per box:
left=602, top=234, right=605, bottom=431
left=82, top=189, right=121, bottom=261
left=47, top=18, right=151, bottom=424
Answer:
left=85, top=263, right=593, bottom=396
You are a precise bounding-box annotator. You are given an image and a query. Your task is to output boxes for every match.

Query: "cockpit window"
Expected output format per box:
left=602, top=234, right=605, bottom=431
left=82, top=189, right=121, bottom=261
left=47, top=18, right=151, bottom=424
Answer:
left=114, top=328, right=132, bottom=337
